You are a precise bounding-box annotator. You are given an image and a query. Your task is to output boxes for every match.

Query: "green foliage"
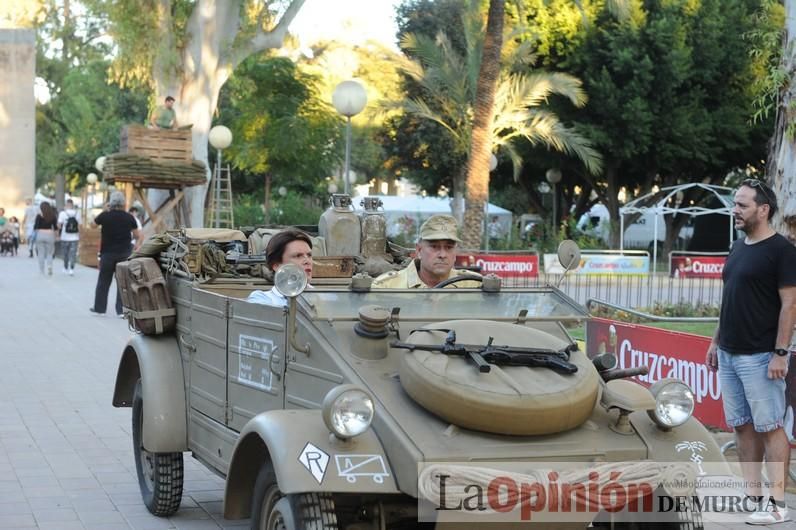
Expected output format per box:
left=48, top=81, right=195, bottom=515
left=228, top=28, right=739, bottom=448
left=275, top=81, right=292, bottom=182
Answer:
left=233, top=190, right=323, bottom=227
left=268, top=191, right=324, bottom=226
left=517, top=0, right=772, bottom=235
left=591, top=300, right=720, bottom=323
left=221, top=55, right=342, bottom=195
left=388, top=0, right=601, bottom=198
left=37, top=61, right=148, bottom=189
left=300, top=40, right=407, bottom=186
left=745, top=0, right=786, bottom=124
left=233, top=192, right=266, bottom=227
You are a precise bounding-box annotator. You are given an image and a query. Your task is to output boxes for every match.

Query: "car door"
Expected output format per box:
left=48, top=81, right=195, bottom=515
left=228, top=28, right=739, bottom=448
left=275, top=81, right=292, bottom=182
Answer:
left=226, top=297, right=287, bottom=432
left=189, top=287, right=228, bottom=425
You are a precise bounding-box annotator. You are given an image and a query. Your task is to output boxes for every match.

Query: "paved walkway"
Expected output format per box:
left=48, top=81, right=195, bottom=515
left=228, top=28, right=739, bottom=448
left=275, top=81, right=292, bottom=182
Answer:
left=0, top=248, right=793, bottom=529
left=0, top=250, right=243, bottom=529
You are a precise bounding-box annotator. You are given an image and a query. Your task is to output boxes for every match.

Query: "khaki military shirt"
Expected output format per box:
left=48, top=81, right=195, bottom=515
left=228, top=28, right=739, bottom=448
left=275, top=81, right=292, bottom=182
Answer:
left=372, top=260, right=481, bottom=288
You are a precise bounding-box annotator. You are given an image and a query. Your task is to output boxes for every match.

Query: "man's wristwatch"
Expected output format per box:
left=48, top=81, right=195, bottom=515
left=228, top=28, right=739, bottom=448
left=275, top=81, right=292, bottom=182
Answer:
left=774, top=348, right=790, bottom=357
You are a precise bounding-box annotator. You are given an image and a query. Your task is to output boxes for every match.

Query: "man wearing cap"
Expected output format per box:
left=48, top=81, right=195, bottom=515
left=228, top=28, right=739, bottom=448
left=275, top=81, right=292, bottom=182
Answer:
left=372, top=214, right=480, bottom=289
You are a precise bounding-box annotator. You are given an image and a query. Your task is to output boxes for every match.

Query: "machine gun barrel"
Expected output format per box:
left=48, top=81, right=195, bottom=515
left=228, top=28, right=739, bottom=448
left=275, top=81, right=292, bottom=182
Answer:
left=389, top=340, right=578, bottom=375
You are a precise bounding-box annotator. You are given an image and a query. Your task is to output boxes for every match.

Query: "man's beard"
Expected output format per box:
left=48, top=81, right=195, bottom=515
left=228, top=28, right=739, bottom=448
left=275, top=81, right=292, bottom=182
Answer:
left=736, top=215, right=757, bottom=233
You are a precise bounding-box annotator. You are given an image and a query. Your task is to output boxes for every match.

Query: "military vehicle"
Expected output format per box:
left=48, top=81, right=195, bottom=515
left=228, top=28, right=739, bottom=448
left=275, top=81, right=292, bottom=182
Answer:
left=112, top=204, right=726, bottom=529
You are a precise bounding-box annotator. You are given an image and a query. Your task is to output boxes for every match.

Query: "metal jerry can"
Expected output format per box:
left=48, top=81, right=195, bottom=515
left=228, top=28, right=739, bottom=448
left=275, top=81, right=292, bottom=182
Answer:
left=359, top=197, right=388, bottom=259
left=319, top=194, right=361, bottom=256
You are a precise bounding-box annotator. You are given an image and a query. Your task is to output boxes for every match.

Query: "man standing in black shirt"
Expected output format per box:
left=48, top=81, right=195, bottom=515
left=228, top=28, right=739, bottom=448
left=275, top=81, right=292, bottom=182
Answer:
left=90, top=191, right=142, bottom=316
left=706, top=179, right=796, bottom=525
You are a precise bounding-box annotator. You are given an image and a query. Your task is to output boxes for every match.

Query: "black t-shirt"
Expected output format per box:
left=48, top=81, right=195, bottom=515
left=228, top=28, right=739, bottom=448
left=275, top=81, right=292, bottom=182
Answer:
left=719, top=233, right=796, bottom=354
left=34, top=214, right=58, bottom=230
left=95, top=210, right=137, bottom=255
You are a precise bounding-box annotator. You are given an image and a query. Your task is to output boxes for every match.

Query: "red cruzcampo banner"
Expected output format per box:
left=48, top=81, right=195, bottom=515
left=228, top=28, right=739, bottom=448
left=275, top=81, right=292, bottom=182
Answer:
left=670, top=255, right=726, bottom=279
left=456, top=253, right=539, bottom=278
left=588, top=317, right=796, bottom=438
left=586, top=317, right=726, bottom=430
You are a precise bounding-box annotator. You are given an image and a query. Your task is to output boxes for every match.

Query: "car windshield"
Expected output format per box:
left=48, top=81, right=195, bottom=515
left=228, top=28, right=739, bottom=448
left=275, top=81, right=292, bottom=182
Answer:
left=299, top=288, right=588, bottom=322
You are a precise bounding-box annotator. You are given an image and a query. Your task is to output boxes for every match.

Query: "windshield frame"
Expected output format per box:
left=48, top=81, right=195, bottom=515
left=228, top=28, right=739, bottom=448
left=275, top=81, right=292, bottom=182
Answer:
left=296, top=286, right=589, bottom=323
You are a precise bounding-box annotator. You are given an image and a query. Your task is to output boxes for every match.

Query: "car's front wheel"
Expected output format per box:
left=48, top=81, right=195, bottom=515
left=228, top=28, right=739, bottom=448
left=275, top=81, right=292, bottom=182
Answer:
left=251, top=461, right=338, bottom=530
left=132, top=379, right=184, bottom=516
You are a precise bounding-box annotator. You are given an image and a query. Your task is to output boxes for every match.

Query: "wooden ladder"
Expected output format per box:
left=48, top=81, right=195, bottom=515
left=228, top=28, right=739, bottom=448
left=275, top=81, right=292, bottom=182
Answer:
left=207, top=163, right=234, bottom=228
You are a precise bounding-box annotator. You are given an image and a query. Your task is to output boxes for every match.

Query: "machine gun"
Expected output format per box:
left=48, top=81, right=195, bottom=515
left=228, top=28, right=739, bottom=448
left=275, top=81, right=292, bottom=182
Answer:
left=390, top=330, right=578, bottom=375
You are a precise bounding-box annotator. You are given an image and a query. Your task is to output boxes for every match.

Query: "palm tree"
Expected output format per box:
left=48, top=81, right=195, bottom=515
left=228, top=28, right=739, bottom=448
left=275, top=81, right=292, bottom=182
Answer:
left=397, top=1, right=602, bottom=245
left=463, top=0, right=504, bottom=249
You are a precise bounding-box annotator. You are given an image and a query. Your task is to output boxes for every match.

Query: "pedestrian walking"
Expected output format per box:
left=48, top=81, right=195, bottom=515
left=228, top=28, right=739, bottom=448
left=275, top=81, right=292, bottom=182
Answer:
left=487, top=215, right=502, bottom=248
left=57, top=198, right=81, bottom=275
left=34, top=201, right=58, bottom=275
left=7, top=216, right=19, bottom=255
left=90, top=191, right=142, bottom=316
left=706, top=178, right=796, bottom=525
left=22, top=197, right=37, bottom=257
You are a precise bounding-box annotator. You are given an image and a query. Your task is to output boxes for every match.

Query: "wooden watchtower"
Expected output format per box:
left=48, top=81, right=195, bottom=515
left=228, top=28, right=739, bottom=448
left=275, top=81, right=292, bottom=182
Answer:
left=103, top=125, right=207, bottom=234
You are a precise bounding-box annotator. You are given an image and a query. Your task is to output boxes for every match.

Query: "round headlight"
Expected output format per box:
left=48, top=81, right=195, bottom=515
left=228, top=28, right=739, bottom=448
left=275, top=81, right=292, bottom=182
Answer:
left=322, top=385, right=375, bottom=439
left=274, top=263, right=307, bottom=298
left=647, top=379, right=694, bottom=428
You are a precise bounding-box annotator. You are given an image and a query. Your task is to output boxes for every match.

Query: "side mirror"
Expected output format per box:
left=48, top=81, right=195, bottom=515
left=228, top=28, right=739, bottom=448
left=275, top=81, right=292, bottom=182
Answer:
left=557, top=240, right=581, bottom=272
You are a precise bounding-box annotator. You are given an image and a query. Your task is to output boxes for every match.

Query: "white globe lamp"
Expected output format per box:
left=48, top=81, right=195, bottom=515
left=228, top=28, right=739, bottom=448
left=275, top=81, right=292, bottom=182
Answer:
left=332, top=80, right=368, bottom=195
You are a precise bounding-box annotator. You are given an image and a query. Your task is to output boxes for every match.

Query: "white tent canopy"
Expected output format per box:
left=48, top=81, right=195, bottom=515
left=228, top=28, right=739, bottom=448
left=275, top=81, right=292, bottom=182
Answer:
left=619, top=183, right=735, bottom=275
left=353, top=195, right=512, bottom=240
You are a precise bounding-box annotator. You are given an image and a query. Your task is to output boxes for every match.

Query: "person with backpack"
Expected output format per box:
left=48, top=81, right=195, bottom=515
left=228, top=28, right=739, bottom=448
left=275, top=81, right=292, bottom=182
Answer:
left=58, top=198, right=81, bottom=275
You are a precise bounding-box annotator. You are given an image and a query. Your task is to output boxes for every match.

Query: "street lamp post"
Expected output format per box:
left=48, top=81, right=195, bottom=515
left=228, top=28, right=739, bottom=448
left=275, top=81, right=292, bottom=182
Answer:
left=86, top=172, right=98, bottom=212
left=208, top=125, right=233, bottom=228
left=485, top=154, right=498, bottom=251
left=545, top=168, right=562, bottom=237
left=332, top=80, right=367, bottom=196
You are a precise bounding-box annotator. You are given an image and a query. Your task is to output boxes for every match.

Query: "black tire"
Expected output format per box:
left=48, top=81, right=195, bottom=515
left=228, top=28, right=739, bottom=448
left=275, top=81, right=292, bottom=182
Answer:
left=251, top=461, right=338, bottom=530
left=132, top=379, right=184, bottom=516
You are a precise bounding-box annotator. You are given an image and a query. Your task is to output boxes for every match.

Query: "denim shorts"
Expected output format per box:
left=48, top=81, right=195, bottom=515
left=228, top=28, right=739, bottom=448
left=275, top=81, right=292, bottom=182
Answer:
left=718, top=348, right=786, bottom=432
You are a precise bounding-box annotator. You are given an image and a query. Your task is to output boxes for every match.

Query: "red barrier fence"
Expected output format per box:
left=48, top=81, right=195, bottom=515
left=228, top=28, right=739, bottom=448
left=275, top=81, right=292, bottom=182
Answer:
left=455, top=253, right=539, bottom=278
left=669, top=252, right=727, bottom=279
left=586, top=317, right=725, bottom=429
left=586, top=317, right=796, bottom=437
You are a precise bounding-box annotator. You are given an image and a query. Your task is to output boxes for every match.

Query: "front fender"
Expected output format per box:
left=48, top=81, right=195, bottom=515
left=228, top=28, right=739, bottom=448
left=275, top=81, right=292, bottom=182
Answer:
left=112, top=334, right=187, bottom=453
left=223, top=409, right=399, bottom=520
left=630, top=411, right=731, bottom=475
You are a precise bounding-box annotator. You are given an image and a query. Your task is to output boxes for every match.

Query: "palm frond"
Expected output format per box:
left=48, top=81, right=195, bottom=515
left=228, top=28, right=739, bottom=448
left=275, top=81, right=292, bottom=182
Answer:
left=517, top=109, right=603, bottom=175
left=507, top=72, right=588, bottom=109
left=402, top=98, right=464, bottom=146
left=502, top=142, right=525, bottom=183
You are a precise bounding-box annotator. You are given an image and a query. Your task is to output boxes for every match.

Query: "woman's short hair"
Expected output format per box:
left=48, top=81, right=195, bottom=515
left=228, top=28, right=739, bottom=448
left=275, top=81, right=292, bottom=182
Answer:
left=265, top=229, right=313, bottom=271
left=109, top=191, right=126, bottom=209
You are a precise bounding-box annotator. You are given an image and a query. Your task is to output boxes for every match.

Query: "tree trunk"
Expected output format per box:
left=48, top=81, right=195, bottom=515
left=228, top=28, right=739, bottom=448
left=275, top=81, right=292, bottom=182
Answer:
left=451, top=168, right=466, bottom=224
left=768, top=0, right=796, bottom=243
left=149, top=0, right=304, bottom=228
left=603, top=166, right=622, bottom=248
left=264, top=173, right=272, bottom=222
left=462, top=0, right=505, bottom=249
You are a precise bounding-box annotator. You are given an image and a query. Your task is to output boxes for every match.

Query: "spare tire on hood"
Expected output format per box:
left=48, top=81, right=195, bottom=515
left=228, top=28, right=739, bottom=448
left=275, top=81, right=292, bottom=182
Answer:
left=398, top=320, right=599, bottom=436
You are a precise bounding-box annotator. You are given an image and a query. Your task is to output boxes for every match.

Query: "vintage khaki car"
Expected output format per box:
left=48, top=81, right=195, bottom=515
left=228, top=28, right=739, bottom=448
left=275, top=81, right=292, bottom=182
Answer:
left=112, top=241, right=725, bottom=530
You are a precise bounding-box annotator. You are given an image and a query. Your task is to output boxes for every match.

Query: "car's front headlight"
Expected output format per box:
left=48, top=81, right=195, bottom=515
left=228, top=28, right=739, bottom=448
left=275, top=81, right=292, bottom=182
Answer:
left=322, top=385, right=375, bottom=439
left=647, top=378, right=694, bottom=429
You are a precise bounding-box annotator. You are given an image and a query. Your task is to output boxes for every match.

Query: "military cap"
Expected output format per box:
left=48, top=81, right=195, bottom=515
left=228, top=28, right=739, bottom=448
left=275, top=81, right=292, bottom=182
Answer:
left=419, top=214, right=461, bottom=242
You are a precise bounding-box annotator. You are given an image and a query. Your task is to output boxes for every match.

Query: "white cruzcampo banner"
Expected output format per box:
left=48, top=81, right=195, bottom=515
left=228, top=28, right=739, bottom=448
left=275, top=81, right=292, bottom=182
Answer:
left=544, top=253, right=649, bottom=275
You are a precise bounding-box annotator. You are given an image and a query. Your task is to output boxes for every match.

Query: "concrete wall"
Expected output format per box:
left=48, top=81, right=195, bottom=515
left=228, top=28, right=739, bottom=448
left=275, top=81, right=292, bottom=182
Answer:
left=0, top=29, right=35, bottom=220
